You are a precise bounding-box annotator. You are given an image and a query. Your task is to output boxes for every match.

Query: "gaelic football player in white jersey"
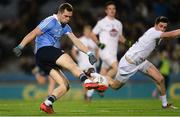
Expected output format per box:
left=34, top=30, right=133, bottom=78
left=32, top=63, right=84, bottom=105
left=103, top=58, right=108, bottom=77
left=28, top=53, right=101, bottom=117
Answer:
left=102, top=16, right=180, bottom=109
left=91, top=1, right=126, bottom=78
left=72, top=25, right=99, bottom=102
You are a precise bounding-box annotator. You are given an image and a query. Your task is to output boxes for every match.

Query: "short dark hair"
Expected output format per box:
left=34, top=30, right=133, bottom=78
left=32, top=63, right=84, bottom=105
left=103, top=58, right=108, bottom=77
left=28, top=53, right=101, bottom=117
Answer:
left=105, top=1, right=116, bottom=8
left=58, top=3, right=73, bottom=13
left=155, top=16, right=169, bottom=24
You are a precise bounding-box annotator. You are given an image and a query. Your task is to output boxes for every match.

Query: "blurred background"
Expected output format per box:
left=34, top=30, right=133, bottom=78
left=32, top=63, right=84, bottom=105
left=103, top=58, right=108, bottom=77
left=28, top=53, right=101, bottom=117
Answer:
left=0, top=0, right=179, bottom=100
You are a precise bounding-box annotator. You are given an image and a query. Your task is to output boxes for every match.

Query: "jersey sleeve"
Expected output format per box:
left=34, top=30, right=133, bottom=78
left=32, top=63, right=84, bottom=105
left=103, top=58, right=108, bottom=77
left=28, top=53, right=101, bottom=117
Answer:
left=153, top=30, right=163, bottom=39
left=64, top=24, right=72, bottom=35
left=37, top=17, right=55, bottom=33
left=92, top=21, right=102, bottom=35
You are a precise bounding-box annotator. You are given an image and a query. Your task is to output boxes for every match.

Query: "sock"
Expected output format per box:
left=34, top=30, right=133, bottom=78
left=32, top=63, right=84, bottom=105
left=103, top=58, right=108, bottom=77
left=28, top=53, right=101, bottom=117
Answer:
left=160, top=95, right=167, bottom=107
left=79, top=73, right=88, bottom=82
left=44, top=95, right=57, bottom=106
left=86, top=89, right=94, bottom=97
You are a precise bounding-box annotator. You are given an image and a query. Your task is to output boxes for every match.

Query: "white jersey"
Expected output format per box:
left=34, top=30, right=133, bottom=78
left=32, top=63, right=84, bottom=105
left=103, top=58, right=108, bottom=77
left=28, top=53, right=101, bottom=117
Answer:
left=74, top=36, right=97, bottom=70
left=93, top=16, right=123, bottom=55
left=125, top=27, right=163, bottom=64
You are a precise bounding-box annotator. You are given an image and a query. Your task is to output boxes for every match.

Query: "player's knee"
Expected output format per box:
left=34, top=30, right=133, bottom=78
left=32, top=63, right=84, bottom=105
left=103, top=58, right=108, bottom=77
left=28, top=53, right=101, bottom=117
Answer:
left=110, top=82, right=124, bottom=90
left=63, top=83, right=71, bottom=92
left=60, top=84, right=69, bottom=92
left=156, top=76, right=164, bottom=85
left=66, top=83, right=70, bottom=91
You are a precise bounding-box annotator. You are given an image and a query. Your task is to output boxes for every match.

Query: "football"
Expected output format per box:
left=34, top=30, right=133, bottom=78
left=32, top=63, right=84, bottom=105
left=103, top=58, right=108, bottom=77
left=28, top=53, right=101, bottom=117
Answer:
left=91, top=73, right=109, bottom=92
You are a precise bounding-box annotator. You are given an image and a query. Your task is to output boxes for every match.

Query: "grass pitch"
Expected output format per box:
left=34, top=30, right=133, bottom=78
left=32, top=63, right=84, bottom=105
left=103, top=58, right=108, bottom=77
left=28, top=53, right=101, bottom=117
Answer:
left=0, top=99, right=180, bottom=116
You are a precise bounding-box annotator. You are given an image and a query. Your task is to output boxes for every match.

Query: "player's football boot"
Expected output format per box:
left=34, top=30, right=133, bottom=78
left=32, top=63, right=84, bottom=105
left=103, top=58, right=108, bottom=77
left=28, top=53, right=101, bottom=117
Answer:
left=84, top=82, right=99, bottom=90
left=40, top=103, right=54, bottom=114
left=162, top=103, right=178, bottom=109
left=96, top=84, right=108, bottom=92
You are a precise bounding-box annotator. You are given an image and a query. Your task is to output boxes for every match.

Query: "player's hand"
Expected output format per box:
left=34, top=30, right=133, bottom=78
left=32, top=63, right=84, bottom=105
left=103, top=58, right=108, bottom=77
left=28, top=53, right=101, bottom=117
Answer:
left=87, top=51, right=97, bottom=65
left=13, top=45, right=23, bottom=57
left=97, top=42, right=105, bottom=49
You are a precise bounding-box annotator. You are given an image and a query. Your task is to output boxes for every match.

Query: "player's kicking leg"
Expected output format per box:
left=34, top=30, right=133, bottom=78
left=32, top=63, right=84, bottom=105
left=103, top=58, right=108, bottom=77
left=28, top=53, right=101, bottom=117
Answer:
left=55, top=53, right=98, bottom=89
left=40, top=69, right=70, bottom=114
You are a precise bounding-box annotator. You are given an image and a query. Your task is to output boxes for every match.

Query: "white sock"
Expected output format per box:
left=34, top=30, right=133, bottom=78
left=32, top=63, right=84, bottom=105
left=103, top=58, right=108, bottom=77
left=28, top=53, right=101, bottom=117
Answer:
left=86, top=89, right=94, bottom=97
left=160, top=95, right=167, bottom=107
left=44, top=99, right=52, bottom=106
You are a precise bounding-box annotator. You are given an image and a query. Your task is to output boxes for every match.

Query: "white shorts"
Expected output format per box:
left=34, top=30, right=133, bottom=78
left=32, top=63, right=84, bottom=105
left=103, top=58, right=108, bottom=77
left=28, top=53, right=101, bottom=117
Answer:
left=100, top=51, right=117, bottom=69
left=115, top=56, right=153, bottom=83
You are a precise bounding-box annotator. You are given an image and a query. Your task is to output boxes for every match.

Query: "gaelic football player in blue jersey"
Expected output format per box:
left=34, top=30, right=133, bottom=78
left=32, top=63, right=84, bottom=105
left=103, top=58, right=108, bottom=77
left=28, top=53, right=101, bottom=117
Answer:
left=13, top=3, right=97, bottom=114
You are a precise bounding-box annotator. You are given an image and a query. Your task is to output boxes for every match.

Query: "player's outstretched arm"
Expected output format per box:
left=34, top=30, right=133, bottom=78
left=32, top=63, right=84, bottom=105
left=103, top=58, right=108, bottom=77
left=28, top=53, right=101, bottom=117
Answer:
left=13, top=27, right=43, bottom=57
left=68, top=33, right=89, bottom=53
left=161, top=29, right=180, bottom=39
left=19, top=27, right=42, bottom=48
left=67, top=33, right=97, bottom=65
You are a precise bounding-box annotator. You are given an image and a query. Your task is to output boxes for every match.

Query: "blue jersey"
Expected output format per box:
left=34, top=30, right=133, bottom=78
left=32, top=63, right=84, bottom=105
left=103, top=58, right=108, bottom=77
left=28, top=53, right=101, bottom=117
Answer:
left=35, top=14, right=72, bottom=53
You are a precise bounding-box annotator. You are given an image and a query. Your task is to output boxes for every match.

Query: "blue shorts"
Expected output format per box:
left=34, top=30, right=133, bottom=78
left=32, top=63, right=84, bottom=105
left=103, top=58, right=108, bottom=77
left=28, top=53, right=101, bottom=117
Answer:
left=35, top=46, right=64, bottom=75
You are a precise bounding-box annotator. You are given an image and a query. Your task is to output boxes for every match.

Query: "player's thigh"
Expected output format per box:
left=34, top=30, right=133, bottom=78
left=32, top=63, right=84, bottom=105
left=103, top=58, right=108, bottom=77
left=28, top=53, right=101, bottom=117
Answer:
left=115, top=56, right=137, bottom=83
left=49, top=69, right=69, bottom=87
left=56, top=53, right=77, bottom=70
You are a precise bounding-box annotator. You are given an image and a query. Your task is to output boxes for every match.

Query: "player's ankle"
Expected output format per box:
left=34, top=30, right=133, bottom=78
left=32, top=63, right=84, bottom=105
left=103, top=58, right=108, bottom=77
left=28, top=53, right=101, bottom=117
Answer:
left=79, top=73, right=88, bottom=82
left=44, top=95, right=57, bottom=106
left=160, top=95, right=167, bottom=107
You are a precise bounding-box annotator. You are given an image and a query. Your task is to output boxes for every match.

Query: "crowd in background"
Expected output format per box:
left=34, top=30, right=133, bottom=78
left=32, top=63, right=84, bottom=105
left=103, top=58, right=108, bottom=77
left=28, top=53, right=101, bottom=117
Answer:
left=0, top=0, right=179, bottom=74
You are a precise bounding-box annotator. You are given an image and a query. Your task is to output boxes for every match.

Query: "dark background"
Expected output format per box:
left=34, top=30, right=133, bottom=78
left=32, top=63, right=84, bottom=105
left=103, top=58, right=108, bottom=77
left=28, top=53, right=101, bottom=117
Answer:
left=0, top=0, right=179, bottom=75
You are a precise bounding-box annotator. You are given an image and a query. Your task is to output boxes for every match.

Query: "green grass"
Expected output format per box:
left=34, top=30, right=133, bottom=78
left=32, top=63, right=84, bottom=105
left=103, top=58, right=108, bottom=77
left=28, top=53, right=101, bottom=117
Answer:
left=0, top=99, right=180, bottom=116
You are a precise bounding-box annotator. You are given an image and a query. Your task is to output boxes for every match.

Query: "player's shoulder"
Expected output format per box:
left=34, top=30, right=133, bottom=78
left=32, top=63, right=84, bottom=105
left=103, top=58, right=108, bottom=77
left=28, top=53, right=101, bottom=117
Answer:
left=116, top=18, right=122, bottom=24
left=44, top=15, right=56, bottom=22
left=97, top=17, right=107, bottom=24
left=143, top=27, right=163, bottom=39
left=41, top=15, right=56, bottom=25
left=146, top=27, right=162, bottom=34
